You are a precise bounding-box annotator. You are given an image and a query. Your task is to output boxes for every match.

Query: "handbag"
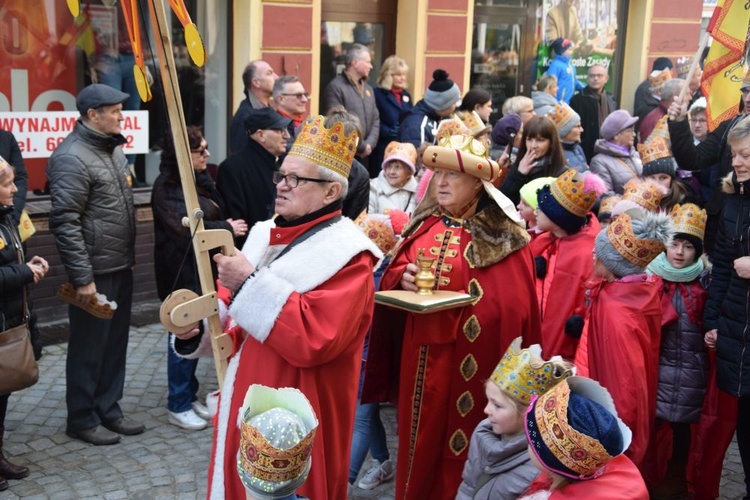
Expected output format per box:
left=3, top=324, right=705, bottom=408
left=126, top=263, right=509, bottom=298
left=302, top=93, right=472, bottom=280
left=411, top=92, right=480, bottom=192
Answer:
left=0, top=230, right=39, bottom=395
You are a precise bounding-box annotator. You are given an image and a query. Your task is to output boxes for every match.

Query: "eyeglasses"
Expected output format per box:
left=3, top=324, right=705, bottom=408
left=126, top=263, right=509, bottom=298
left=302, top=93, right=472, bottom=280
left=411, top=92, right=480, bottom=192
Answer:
left=281, top=93, right=309, bottom=100
left=191, top=145, right=209, bottom=156
left=272, top=171, right=332, bottom=188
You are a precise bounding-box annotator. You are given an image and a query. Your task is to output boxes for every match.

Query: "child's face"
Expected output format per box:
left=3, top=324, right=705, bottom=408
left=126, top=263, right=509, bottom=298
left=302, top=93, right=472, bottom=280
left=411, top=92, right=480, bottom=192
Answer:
left=666, top=238, right=697, bottom=269
left=646, top=173, right=672, bottom=190
left=517, top=199, right=537, bottom=225
left=484, top=382, right=525, bottom=437
left=534, top=209, right=558, bottom=233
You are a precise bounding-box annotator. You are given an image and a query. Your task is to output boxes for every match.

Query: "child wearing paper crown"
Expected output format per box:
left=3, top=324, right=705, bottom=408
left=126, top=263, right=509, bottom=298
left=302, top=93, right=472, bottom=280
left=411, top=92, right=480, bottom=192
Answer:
left=517, top=177, right=557, bottom=240
left=639, top=137, right=695, bottom=212
left=457, top=337, right=573, bottom=500
left=519, top=377, right=648, bottom=499
left=530, top=171, right=605, bottom=360
left=575, top=209, right=674, bottom=475
left=644, top=203, right=709, bottom=493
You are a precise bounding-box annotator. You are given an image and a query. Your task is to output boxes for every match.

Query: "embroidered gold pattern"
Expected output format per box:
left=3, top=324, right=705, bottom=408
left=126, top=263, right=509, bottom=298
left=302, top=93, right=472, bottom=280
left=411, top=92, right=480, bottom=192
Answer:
left=407, top=346, right=429, bottom=486
left=463, top=315, right=481, bottom=342
left=457, top=391, right=474, bottom=417
left=438, top=277, right=451, bottom=287
left=449, top=429, right=469, bottom=456
left=460, top=354, right=478, bottom=382
left=468, top=279, right=484, bottom=305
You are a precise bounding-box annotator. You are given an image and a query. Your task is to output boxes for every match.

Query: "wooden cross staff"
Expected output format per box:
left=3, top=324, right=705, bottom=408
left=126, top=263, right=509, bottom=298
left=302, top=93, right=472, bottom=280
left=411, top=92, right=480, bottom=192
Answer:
left=65, top=0, right=234, bottom=386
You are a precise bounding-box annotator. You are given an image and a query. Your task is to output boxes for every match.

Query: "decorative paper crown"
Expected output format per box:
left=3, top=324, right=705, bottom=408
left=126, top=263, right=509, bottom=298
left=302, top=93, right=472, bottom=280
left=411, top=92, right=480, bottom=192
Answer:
left=490, top=337, right=573, bottom=407
left=675, top=56, right=692, bottom=79
left=648, top=68, right=672, bottom=90
left=606, top=211, right=666, bottom=268
left=354, top=212, right=397, bottom=254
left=423, top=134, right=500, bottom=182
left=237, top=386, right=318, bottom=496
left=458, top=110, right=491, bottom=138
left=598, top=195, right=622, bottom=216
left=383, top=141, right=418, bottom=172
left=550, top=170, right=599, bottom=217
left=288, top=115, right=357, bottom=178
left=669, top=203, right=706, bottom=240
left=622, top=178, right=664, bottom=212
left=435, top=118, right=471, bottom=143
left=646, top=115, right=671, bottom=144
left=546, top=103, right=578, bottom=134
left=525, top=377, right=632, bottom=480
left=638, top=136, right=672, bottom=165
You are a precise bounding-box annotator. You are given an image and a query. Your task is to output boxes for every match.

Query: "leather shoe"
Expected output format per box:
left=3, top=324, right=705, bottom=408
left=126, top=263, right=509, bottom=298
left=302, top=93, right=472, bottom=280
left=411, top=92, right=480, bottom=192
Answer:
left=103, top=417, right=145, bottom=436
left=66, top=426, right=120, bottom=445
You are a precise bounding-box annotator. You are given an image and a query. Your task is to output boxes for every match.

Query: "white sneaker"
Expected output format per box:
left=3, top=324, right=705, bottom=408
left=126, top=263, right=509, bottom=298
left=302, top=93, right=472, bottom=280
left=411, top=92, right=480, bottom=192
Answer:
left=168, top=409, right=207, bottom=430
left=192, top=401, right=211, bottom=420
left=357, top=459, right=394, bottom=490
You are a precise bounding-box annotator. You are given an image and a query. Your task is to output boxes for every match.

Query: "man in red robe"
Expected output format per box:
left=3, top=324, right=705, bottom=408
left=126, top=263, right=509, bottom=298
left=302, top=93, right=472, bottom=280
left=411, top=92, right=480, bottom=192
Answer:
left=363, top=137, right=541, bottom=499
left=174, top=116, right=381, bottom=499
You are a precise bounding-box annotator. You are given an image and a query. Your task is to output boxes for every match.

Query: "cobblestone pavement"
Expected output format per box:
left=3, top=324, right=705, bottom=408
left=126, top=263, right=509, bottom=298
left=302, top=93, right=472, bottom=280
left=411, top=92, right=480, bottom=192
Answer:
left=1, top=320, right=746, bottom=499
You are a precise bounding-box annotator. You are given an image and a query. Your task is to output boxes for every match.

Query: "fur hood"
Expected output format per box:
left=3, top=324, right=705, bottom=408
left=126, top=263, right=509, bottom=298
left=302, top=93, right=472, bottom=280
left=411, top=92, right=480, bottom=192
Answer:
left=722, top=172, right=750, bottom=196
left=401, top=185, right=529, bottom=267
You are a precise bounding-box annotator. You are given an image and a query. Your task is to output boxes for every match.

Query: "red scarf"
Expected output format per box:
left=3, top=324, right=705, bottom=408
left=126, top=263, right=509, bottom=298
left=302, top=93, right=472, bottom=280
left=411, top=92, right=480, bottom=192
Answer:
left=390, top=87, right=403, bottom=105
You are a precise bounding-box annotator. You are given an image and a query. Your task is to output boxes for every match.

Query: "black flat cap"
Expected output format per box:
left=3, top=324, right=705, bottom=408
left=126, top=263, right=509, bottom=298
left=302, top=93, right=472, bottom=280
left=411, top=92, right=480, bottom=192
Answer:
left=244, top=107, right=291, bottom=134
left=76, top=84, right=130, bottom=115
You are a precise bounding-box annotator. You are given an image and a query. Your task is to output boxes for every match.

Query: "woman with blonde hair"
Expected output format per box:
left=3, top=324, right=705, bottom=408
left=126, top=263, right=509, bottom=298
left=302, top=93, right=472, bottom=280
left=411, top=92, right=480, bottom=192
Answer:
left=373, top=55, right=413, bottom=176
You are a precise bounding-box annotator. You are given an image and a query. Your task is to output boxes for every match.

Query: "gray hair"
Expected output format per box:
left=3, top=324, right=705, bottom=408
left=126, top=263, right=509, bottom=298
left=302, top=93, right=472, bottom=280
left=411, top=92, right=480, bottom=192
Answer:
left=315, top=165, right=349, bottom=199
left=273, top=75, right=301, bottom=100
left=660, top=79, right=685, bottom=104
left=728, top=115, right=750, bottom=146
left=345, top=44, right=369, bottom=68
left=241, top=60, right=263, bottom=89
left=502, top=96, right=533, bottom=116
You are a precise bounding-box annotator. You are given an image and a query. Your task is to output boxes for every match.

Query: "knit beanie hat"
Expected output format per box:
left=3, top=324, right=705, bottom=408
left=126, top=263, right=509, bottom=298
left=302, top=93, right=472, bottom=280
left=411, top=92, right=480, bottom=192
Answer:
left=520, top=176, right=556, bottom=210
left=600, top=109, right=638, bottom=141
left=669, top=203, right=707, bottom=259
left=424, top=69, right=461, bottom=112
left=594, top=210, right=674, bottom=277
left=547, top=103, right=581, bottom=140
left=537, top=171, right=606, bottom=235
left=491, top=113, right=522, bottom=148
left=551, top=38, right=574, bottom=56
left=640, top=138, right=676, bottom=178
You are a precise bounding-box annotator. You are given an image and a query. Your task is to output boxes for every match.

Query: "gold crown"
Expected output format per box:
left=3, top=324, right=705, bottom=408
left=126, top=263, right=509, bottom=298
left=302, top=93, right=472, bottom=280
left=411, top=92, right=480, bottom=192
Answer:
left=457, top=111, right=491, bottom=138
left=546, top=103, right=577, bottom=131
left=607, top=212, right=666, bottom=268
left=550, top=170, right=599, bottom=217
left=669, top=203, right=706, bottom=240
left=622, top=178, right=664, bottom=212
left=355, top=213, right=397, bottom=253
left=490, top=337, right=573, bottom=407
left=424, top=134, right=499, bottom=182
left=638, top=136, right=672, bottom=165
left=288, top=115, right=357, bottom=178
left=646, top=115, right=671, bottom=144
left=598, top=195, right=622, bottom=215
left=648, top=68, right=672, bottom=90
left=435, top=119, right=470, bottom=143
left=239, top=418, right=316, bottom=483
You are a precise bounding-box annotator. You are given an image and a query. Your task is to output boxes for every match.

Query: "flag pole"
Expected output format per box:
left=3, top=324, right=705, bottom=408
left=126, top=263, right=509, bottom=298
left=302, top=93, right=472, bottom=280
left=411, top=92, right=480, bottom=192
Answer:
left=677, top=31, right=711, bottom=105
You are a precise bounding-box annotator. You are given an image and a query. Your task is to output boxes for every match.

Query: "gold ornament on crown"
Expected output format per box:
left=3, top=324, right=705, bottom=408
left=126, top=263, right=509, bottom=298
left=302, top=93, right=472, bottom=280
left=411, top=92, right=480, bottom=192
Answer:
left=606, top=212, right=666, bottom=268
left=435, top=119, right=471, bottom=143
left=457, top=111, right=491, bottom=138
left=238, top=419, right=316, bottom=483
left=646, top=115, right=671, bottom=144
left=638, top=136, right=672, bottom=165
left=598, top=195, right=622, bottom=215
left=288, top=115, right=358, bottom=178
left=550, top=170, right=599, bottom=217
left=547, top=103, right=576, bottom=131
left=648, top=68, right=672, bottom=91
left=669, top=203, right=706, bottom=240
left=490, top=337, right=573, bottom=407
left=622, top=178, right=664, bottom=212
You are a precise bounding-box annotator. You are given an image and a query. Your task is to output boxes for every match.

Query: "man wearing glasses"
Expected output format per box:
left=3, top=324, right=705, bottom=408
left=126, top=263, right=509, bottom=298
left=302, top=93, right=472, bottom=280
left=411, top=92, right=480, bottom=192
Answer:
left=217, top=107, right=291, bottom=248
left=173, top=115, right=381, bottom=499
left=668, top=74, right=750, bottom=255
left=273, top=75, right=309, bottom=152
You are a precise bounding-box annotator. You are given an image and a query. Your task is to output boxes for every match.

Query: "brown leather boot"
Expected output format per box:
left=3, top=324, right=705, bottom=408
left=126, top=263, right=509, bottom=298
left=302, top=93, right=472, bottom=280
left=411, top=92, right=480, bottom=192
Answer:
left=0, top=426, right=28, bottom=480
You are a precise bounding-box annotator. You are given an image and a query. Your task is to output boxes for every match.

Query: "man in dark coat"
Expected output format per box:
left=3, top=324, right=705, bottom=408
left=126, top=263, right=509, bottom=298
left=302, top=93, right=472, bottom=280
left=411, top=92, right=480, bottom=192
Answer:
left=323, top=44, right=380, bottom=172
left=229, top=60, right=277, bottom=154
left=0, top=130, right=28, bottom=223
left=570, top=64, right=616, bottom=162
left=217, top=107, right=291, bottom=248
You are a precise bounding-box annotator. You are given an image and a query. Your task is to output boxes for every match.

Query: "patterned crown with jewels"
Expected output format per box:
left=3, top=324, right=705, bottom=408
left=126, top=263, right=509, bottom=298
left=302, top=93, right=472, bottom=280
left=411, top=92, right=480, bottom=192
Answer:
left=435, top=118, right=471, bottom=143
left=288, top=115, right=358, bottom=178
left=638, top=136, right=672, bottom=165
left=458, top=110, right=491, bottom=138
left=546, top=103, right=577, bottom=131
left=550, top=170, right=599, bottom=217
left=675, top=56, right=692, bottom=79
left=646, top=115, right=671, bottom=144
left=622, top=178, right=664, bottom=212
left=598, top=195, right=622, bottom=216
left=669, top=203, right=706, bottom=240
left=424, top=133, right=500, bottom=182
left=648, top=68, right=672, bottom=90
left=490, top=337, right=573, bottom=407
left=606, top=211, right=666, bottom=268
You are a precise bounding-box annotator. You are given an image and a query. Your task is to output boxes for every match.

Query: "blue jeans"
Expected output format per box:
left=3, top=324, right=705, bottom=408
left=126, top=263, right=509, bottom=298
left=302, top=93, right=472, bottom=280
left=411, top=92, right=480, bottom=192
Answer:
left=348, top=400, right=389, bottom=484
left=167, top=335, right=199, bottom=413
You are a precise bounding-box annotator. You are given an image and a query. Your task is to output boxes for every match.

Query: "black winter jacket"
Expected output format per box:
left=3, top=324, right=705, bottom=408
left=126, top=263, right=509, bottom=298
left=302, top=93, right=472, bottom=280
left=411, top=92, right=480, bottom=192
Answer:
left=704, top=173, right=750, bottom=396
left=398, top=99, right=441, bottom=149
left=569, top=86, right=617, bottom=162
left=0, top=207, right=34, bottom=332
left=47, top=121, right=135, bottom=287
left=152, top=166, right=231, bottom=301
